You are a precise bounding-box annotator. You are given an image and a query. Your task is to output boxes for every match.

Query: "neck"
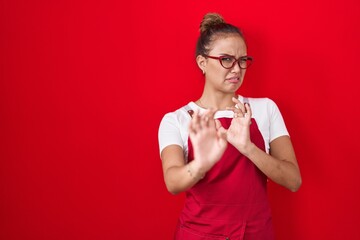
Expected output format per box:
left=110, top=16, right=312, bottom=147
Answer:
left=197, top=92, right=238, bottom=110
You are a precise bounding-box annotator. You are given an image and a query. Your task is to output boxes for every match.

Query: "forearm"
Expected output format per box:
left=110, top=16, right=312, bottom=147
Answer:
left=243, top=143, right=302, bottom=192
left=164, top=160, right=205, bottom=195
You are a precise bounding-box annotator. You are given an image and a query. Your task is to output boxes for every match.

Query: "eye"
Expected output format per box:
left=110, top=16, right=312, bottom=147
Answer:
left=220, top=56, right=234, bottom=63
left=239, top=56, right=253, bottom=69
left=240, top=57, right=249, bottom=62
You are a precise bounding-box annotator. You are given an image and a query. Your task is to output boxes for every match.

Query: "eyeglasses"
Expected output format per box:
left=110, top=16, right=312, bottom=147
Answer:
left=204, top=55, right=253, bottom=69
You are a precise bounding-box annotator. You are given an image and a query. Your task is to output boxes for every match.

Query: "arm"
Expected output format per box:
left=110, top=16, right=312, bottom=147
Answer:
left=160, top=109, right=227, bottom=195
left=225, top=98, right=302, bottom=192
left=161, top=145, right=205, bottom=195
left=242, top=136, right=302, bottom=192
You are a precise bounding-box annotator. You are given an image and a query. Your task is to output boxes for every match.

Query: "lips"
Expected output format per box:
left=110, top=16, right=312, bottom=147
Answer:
left=226, top=77, right=240, bottom=83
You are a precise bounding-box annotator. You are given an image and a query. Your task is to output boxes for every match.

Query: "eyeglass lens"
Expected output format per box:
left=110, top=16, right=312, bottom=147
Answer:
left=221, top=57, right=251, bottom=69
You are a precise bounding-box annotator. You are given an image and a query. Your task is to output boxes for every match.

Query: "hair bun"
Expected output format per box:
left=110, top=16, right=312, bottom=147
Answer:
left=200, top=13, right=225, bottom=34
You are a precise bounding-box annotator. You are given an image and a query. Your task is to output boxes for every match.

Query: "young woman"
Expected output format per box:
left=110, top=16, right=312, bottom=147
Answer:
left=158, top=13, right=302, bottom=240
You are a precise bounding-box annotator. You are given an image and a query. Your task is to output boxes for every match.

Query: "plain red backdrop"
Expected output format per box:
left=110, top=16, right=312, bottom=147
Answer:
left=1, top=0, right=360, bottom=239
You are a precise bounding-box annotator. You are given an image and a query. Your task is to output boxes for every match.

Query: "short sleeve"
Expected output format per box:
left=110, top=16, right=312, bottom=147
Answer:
left=267, top=98, right=289, bottom=142
left=158, top=112, right=184, bottom=156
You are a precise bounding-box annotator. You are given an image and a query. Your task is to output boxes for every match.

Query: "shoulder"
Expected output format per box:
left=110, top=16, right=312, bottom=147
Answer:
left=243, top=96, right=289, bottom=149
left=245, top=97, right=276, bottom=106
left=158, top=103, right=193, bottom=155
left=159, top=103, right=193, bottom=128
left=243, top=96, right=286, bottom=126
left=244, top=97, right=279, bottom=114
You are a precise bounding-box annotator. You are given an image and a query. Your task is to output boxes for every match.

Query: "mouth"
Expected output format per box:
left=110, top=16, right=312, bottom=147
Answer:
left=226, top=77, right=240, bottom=83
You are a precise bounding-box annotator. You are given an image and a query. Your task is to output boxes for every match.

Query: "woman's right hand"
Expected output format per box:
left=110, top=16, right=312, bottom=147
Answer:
left=188, top=109, right=228, bottom=174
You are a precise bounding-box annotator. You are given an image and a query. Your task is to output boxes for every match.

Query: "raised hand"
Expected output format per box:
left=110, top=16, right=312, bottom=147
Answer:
left=188, top=109, right=228, bottom=173
left=224, top=97, right=253, bottom=154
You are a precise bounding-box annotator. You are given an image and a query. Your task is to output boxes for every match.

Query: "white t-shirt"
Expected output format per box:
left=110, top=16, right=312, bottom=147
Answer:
left=158, top=96, right=289, bottom=161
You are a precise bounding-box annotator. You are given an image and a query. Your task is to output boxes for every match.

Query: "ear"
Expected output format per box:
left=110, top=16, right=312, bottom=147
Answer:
left=196, top=55, right=207, bottom=73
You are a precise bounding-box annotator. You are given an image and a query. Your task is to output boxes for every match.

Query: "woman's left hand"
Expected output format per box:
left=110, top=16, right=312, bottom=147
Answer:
left=217, top=97, right=302, bottom=192
left=220, top=97, right=254, bottom=154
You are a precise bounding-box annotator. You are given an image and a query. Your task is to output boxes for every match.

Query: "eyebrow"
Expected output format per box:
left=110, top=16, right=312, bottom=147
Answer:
left=217, top=53, right=248, bottom=58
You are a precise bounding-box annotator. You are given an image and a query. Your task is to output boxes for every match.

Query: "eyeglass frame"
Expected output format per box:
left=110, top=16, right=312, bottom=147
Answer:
left=203, top=54, right=253, bottom=69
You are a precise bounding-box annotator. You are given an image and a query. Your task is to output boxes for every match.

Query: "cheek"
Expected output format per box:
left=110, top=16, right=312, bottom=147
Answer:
left=240, top=69, right=246, bottom=78
left=207, top=64, right=227, bottom=76
left=208, top=68, right=227, bottom=79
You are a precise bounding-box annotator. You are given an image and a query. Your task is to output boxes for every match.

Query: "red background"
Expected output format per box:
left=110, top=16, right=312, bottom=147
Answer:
left=1, top=0, right=360, bottom=239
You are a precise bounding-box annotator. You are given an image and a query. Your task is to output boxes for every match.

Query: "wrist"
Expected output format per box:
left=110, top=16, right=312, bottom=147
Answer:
left=241, top=142, right=257, bottom=158
left=187, top=161, right=206, bottom=180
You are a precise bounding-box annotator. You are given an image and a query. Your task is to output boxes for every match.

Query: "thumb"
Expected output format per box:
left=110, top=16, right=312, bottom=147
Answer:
left=215, top=119, right=227, bottom=140
left=215, top=119, right=223, bottom=130
left=217, top=127, right=228, bottom=150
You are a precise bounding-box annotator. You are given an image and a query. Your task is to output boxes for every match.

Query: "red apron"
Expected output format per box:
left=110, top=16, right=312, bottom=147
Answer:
left=175, top=117, right=274, bottom=240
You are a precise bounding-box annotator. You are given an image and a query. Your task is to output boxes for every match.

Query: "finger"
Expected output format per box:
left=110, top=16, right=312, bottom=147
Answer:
left=233, top=109, right=245, bottom=119
left=206, top=108, right=217, bottom=128
left=232, top=96, right=241, bottom=104
left=199, top=109, right=210, bottom=128
left=227, top=106, right=245, bottom=118
left=188, top=119, right=197, bottom=135
left=232, top=97, right=246, bottom=113
left=228, top=107, right=244, bottom=117
left=191, top=109, right=201, bottom=132
left=198, top=109, right=213, bottom=127
left=244, top=103, right=252, bottom=119
left=226, top=106, right=241, bottom=112
left=217, top=125, right=228, bottom=141
left=215, top=119, right=228, bottom=143
left=215, top=119, right=224, bottom=131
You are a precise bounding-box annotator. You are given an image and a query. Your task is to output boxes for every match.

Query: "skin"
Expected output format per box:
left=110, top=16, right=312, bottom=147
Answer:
left=161, top=34, right=302, bottom=194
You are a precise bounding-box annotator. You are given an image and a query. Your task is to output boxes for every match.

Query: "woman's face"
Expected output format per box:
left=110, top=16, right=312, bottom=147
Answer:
left=199, top=34, right=248, bottom=94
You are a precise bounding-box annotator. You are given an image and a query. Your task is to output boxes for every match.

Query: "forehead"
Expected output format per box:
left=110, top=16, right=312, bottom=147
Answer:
left=209, top=35, right=247, bottom=55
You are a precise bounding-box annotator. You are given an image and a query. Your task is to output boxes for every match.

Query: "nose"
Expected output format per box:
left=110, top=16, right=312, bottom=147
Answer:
left=230, top=60, right=242, bottom=73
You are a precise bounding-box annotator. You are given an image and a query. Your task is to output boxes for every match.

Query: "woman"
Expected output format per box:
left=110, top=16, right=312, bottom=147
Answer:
left=158, top=13, right=302, bottom=240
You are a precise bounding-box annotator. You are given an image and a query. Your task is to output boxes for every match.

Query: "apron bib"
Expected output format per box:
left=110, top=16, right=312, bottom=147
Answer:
left=175, top=116, right=274, bottom=240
